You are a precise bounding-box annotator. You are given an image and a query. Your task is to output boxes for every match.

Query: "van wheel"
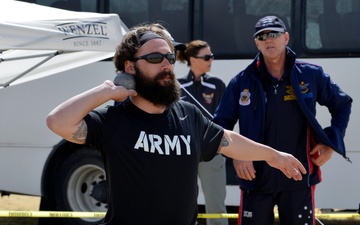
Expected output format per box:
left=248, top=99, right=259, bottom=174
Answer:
left=55, top=147, right=107, bottom=225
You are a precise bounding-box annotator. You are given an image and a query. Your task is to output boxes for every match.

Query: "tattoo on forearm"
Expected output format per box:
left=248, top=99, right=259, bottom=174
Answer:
left=217, top=135, right=229, bottom=153
left=72, top=120, right=87, bottom=143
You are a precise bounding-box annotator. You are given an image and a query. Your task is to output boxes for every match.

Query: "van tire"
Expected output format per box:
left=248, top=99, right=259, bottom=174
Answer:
left=54, top=147, right=107, bottom=225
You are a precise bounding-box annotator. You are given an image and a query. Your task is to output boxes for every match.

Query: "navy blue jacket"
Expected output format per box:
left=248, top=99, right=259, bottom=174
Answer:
left=178, top=71, right=226, bottom=119
left=213, top=48, right=352, bottom=190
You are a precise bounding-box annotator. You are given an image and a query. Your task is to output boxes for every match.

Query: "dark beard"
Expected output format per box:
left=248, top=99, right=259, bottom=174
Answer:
left=134, top=66, right=180, bottom=107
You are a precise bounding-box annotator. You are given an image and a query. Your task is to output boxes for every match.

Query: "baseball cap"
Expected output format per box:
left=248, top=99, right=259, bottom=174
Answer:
left=253, top=16, right=287, bottom=37
left=162, top=29, right=186, bottom=51
left=173, top=40, right=186, bottom=51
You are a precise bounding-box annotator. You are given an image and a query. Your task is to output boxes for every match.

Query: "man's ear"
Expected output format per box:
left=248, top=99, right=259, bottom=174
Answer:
left=124, top=60, right=135, bottom=74
left=284, top=32, right=290, bottom=45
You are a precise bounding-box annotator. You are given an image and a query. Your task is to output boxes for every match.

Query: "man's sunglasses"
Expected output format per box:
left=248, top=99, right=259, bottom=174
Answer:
left=193, top=53, right=214, bottom=61
left=255, top=32, right=284, bottom=41
left=133, top=52, right=176, bottom=64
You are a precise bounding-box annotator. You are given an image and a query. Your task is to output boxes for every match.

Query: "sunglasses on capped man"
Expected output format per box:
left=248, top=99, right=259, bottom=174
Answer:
left=193, top=53, right=214, bottom=61
left=255, top=31, right=284, bottom=41
left=134, top=52, right=176, bottom=65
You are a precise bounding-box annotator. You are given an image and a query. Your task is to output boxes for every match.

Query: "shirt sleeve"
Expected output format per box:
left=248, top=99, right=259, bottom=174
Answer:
left=201, top=119, right=224, bottom=161
left=84, top=107, right=111, bottom=151
left=191, top=103, right=225, bottom=161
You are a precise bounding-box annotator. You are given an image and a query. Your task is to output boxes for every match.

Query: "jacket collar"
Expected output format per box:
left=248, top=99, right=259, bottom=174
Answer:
left=186, top=70, right=207, bottom=82
left=246, top=46, right=296, bottom=79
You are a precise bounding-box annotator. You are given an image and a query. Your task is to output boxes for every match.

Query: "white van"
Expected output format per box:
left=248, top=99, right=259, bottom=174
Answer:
left=1, top=0, right=359, bottom=225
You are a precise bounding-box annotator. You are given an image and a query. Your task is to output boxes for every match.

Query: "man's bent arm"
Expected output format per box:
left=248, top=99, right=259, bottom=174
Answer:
left=46, top=81, right=136, bottom=144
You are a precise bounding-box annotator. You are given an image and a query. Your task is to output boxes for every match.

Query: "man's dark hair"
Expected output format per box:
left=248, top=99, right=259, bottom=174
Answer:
left=113, top=23, right=174, bottom=73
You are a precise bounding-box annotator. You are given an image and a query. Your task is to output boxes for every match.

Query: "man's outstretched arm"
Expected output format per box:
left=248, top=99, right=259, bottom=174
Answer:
left=218, top=130, right=306, bottom=181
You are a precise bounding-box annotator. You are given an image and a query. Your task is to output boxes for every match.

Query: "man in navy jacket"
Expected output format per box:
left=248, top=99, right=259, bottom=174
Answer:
left=213, top=15, right=352, bottom=225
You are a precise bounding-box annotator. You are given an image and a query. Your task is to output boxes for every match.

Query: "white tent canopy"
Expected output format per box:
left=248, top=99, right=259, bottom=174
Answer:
left=0, top=0, right=128, bottom=87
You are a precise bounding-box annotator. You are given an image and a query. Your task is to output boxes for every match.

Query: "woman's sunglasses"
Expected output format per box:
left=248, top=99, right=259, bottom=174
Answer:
left=255, top=32, right=284, bottom=41
left=133, top=52, right=176, bottom=64
left=193, top=53, right=214, bottom=61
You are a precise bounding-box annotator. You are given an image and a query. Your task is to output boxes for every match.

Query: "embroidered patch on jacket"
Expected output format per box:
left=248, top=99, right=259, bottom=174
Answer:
left=300, top=81, right=313, bottom=98
left=284, top=85, right=296, bottom=101
left=284, top=82, right=313, bottom=101
left=239, top=89, right=251, bottom=106
left=202, top=93, right=214, bottom=104
left=300, top=81, right=310, bottom=93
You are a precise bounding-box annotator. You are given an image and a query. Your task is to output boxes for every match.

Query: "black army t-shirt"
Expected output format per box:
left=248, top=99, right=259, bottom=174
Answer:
left=85, top=100, right=224, bottom=225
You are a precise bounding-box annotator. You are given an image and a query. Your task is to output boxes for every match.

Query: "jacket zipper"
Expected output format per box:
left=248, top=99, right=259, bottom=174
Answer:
left=273, top=84, right=279, bottom=95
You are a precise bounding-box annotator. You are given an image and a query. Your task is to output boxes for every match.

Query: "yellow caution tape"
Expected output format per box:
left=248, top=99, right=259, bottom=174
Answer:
left=198, top=213, right=238, bottom=219
left=0, top=211, right=359, bottom=220
left=0, top=211, right=106, bottom=218
left=198, top=213, right=360, bottom=219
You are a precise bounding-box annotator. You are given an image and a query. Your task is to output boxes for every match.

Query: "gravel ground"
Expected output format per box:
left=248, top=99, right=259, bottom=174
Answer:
left=0, top=194, right=39, bottom=225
